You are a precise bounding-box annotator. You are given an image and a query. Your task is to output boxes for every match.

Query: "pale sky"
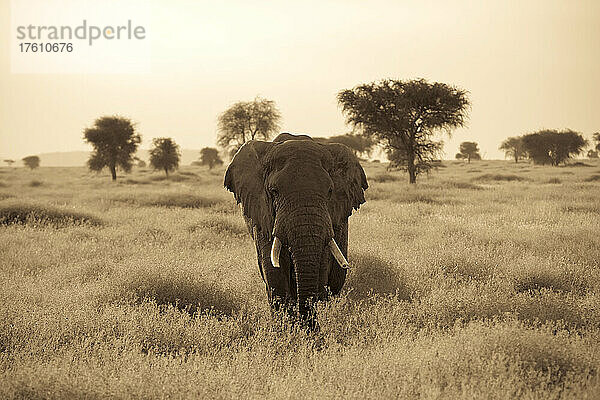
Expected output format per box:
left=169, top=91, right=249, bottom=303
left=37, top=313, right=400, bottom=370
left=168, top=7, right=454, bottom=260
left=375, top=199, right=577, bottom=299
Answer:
left=1, top=0, right=599, bottom=160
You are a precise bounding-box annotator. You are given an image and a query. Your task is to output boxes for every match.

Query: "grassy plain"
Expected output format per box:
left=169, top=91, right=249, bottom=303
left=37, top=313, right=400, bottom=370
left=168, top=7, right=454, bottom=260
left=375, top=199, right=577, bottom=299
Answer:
left=1, top=159, right=600, bottom=399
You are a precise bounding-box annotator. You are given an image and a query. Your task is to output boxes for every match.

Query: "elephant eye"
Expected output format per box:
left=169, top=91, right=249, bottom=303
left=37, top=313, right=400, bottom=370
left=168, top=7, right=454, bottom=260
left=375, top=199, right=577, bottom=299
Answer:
left=269, top=187, right=279, bottom=197
left=328, top=187, right=333, bottom=198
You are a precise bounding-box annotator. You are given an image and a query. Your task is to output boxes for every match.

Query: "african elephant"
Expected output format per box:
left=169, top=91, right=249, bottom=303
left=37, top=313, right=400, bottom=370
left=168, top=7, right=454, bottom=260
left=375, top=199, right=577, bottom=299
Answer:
left=224, top=133, right=368, bottom=329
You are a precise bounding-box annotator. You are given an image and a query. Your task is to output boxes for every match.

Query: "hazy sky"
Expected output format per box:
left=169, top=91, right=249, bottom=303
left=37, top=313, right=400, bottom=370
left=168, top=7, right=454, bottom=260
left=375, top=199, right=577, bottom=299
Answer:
left=1, top=0, right=599, bottom=160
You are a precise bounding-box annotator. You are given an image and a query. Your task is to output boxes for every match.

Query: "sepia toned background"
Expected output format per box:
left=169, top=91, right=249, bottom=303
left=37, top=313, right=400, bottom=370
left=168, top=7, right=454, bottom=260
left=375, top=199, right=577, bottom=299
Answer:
left=1, top=0, right=599, bottom=161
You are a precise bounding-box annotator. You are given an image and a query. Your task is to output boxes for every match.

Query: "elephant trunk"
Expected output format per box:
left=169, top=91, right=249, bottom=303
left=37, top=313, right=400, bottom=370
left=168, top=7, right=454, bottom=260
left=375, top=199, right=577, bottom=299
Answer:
left=274, top=197, right=333, bottom=328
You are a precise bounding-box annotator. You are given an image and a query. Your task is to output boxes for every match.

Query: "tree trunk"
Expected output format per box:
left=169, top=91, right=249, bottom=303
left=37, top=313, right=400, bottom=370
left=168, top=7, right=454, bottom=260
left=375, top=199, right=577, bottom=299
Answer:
left=467, top=155, right=471, bottom=163
left=110, top=165, right=117, bottom=181
left=408, top=166, right=417, bottom=184
left=407, top=150, right=417, bottom=184
left=164, top=167, right=169, bottom=177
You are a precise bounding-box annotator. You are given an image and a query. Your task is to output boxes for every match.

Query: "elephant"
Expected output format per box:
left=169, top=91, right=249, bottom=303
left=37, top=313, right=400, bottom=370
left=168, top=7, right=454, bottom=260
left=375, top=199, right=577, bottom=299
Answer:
left=224, top=132, right=368, bottom=329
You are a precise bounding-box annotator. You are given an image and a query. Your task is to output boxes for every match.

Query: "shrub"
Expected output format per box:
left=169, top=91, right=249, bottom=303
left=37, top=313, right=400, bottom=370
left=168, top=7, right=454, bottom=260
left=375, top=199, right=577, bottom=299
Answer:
left=120, top=271, right=242, bottom=316
left=28, top=180, right=43, bottom=187
left=149, top=174, right=190, bottom=182
left=584, top=175, right=600, bottom=182
left=188, top=216, right=247, bottom=237
left=0, top=202, right=103, bottom=227
left=437, top=181, right=484, bottom=190
left=473, top=173, right=527, bottom=182
left=345, top=253, right=410, bottom=301
left=144, top=194, right=222, bottom=208
left=369, top=173, right=401, bottom=183
left=121, top=178, right=151, bottom=185
left=111, top=193, right=226, bottom=209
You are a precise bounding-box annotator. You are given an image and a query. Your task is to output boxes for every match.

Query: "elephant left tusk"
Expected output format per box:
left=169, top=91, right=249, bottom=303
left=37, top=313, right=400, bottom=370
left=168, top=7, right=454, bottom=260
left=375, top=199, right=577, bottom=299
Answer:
left=270, top=236, right=282, bottom=268
left=329, top=239, right=350, bottom=269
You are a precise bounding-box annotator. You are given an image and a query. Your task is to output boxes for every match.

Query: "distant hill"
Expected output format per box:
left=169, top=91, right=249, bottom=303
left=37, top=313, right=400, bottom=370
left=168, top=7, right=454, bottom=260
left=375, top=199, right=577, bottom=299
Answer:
left=37, top=149, right=205, bottom=167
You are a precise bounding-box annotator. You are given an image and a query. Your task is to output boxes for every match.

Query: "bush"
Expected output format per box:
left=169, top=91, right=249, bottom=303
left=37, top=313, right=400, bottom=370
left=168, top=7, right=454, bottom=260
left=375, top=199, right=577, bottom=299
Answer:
left=437, top=181, right=484, bottom=190
left=178, top=171, right=198, bottom=177
left=187, top=216, right=247, bottom=237
left=473, top=173, right=527, bottom=182
left=369, top=173, right=400, bottom=183
left=111, top=193, right=226, bottom=209
left=144, top=194, right=222, bottom=208
left=120, top=271, right=242, bottom=316
left=584, top=175, right=600, bottom=182
left=121, top=178, right=151, bottom=185
left=0, top=201, right=103, bottom=227
left=345, top=253, right=410, bottom=301
left=149, top=174, right=190, bottom=182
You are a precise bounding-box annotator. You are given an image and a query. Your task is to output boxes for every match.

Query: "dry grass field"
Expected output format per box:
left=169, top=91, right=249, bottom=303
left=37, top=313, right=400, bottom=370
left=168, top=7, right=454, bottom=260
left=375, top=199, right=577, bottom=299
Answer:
left=1, top=159, right=600, bottom=399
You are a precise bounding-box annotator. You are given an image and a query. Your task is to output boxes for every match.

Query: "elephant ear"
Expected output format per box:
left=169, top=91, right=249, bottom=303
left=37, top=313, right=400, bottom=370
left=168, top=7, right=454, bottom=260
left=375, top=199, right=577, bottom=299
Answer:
left=224, top=141, right=273, bottom=237
left=325, top=143, right=368, bottom=224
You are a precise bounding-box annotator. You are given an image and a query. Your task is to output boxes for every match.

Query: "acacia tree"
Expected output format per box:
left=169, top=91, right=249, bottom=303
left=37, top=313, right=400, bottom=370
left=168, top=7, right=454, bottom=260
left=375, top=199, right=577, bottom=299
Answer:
left=83, top=116, right=141, bottom=181
left=3, top=159, right=15, bottom=167
left=198, top=147, right=223, bottom=169
left=457, top=141, right=481, bottom=163
left=338, top=79, right=470, bottom=183
left=217, top=96, right=281, bottom=157
left=22, top=155, right=40, bottom=169
left=521, top=129, right=587, bottom=166
left=149, top=138, right=180, bottom=177
left=499, top=136, right=526, bottom=163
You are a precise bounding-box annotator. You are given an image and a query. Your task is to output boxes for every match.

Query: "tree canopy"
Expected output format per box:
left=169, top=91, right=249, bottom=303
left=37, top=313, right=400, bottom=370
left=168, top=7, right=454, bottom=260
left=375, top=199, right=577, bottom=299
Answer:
left=499, top=136, right=526, bottom=163
left=338, top=78, right=469, bottom=183
left=22, top=155, right=40, bottom=169
left=217, top=96, right=281, bottom=157
left=83, top=116, right=141, bottom=181
left=149, top=138, right=180, bottom=177
left=198, top=147, right=224, bottom=169
left=521, top=129, right=587, bottom=166
left=457, top=142, right=481, bottom=163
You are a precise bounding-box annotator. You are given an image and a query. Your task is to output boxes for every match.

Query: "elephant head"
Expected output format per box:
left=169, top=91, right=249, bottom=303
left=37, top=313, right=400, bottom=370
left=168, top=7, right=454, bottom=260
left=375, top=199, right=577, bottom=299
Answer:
left=224, top=133, right=368, bottom=328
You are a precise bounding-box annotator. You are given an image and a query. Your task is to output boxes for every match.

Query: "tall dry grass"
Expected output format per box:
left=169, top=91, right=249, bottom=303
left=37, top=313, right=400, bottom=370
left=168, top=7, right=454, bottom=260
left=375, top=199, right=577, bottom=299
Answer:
left=1, top=160, right=599, bottom=398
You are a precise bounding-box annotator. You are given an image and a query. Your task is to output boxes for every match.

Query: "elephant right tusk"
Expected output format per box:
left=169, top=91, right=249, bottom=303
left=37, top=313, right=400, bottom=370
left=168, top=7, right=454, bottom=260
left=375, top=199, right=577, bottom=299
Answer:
left=270, top=236, right=282, bottom=268
left=329, top=239, right=350, bottom=269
